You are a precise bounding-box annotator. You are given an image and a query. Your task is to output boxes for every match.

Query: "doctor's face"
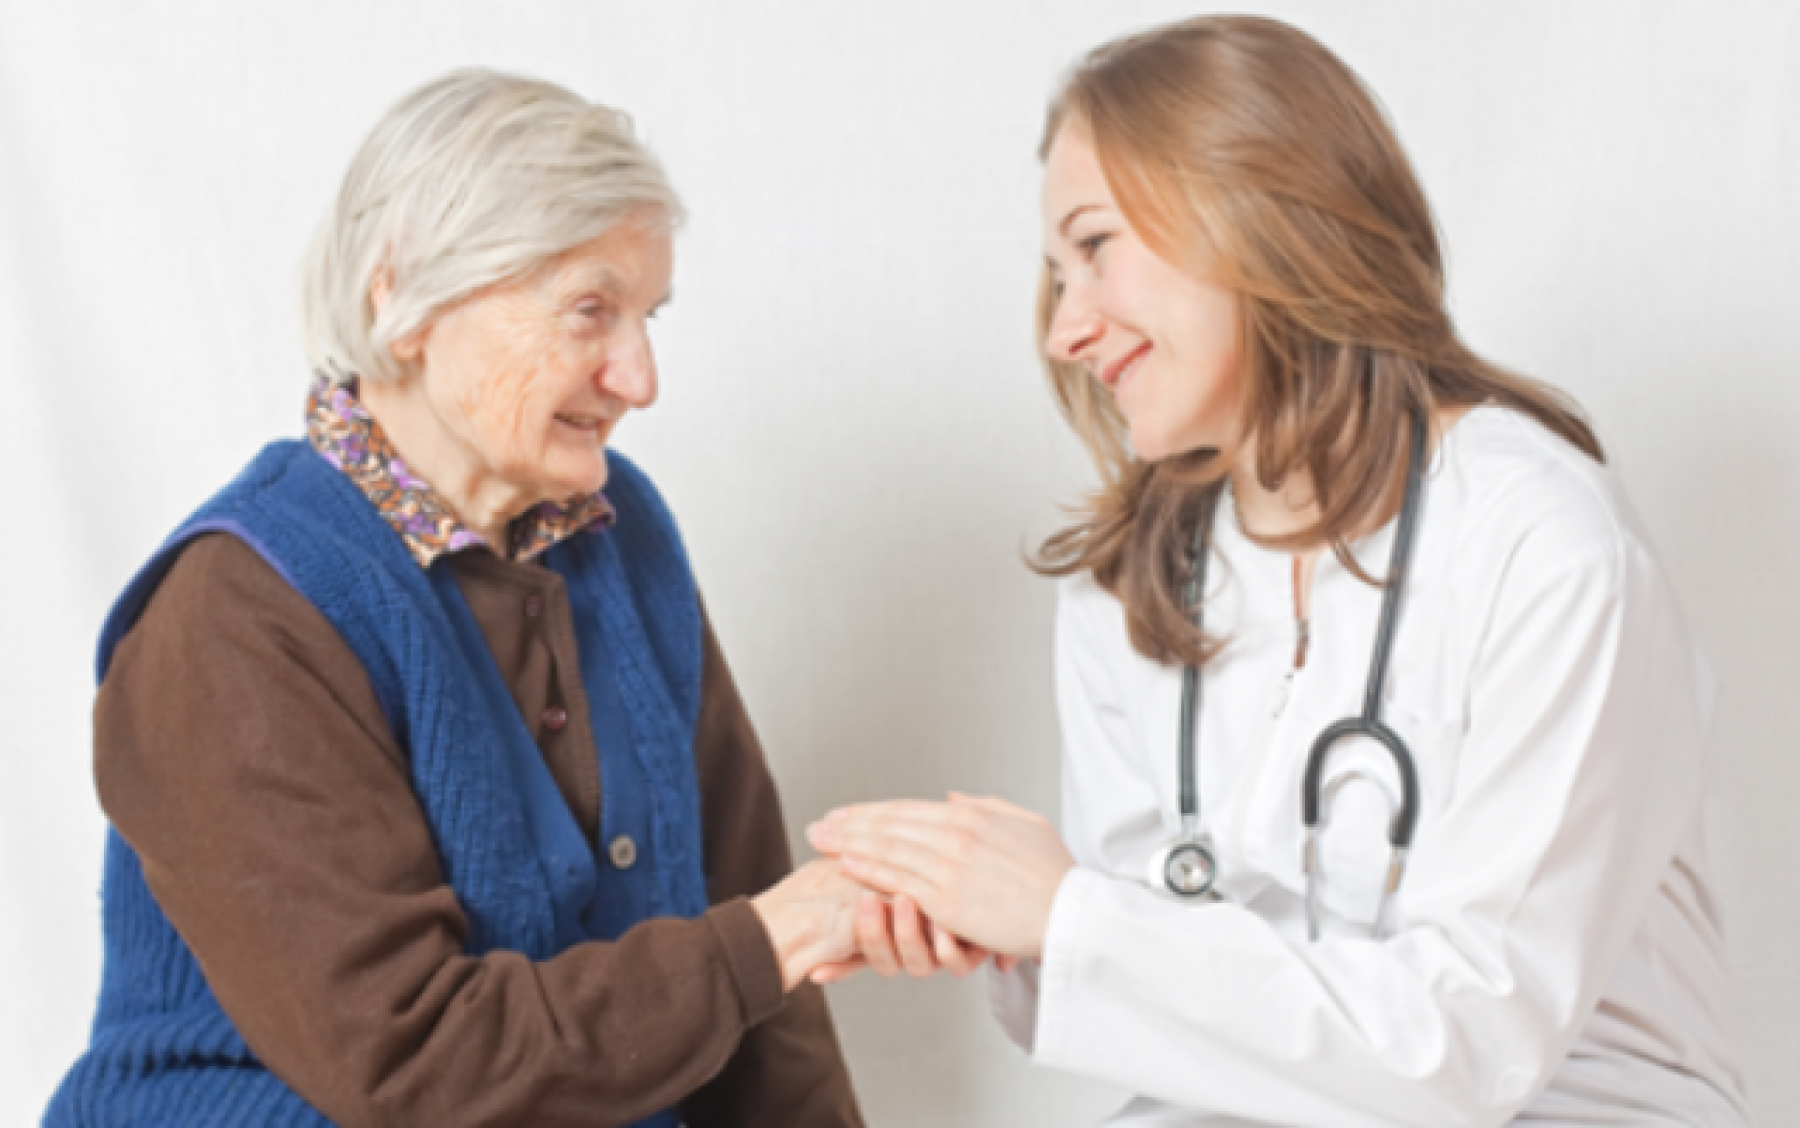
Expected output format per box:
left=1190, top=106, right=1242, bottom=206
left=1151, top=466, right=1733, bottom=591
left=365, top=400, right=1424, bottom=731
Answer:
left=1041, top=123, right=1244, bottom=461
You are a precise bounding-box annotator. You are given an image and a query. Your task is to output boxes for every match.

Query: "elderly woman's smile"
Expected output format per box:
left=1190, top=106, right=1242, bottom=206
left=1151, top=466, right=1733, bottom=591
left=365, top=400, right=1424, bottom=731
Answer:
left=360, top=217, right=673, bottom=551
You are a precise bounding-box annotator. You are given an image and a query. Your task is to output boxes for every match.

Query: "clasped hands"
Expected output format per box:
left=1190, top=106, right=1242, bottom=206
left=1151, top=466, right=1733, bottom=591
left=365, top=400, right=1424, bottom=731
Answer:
left=750, top=793, right=1075, bottom=992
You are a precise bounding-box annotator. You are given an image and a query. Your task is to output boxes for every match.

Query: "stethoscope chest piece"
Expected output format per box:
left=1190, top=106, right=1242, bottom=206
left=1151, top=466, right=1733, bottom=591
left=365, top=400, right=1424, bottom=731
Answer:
left=1150, top=833, right=1219, bottom=900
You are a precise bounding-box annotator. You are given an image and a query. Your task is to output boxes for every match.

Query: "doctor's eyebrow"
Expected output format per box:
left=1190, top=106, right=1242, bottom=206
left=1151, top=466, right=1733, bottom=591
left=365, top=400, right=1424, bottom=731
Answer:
left=1057, top=203, right=1104, bottom=238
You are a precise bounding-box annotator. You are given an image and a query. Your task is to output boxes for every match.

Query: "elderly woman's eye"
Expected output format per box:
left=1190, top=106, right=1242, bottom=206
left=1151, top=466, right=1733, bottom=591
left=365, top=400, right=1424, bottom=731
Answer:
left=570, top=302, right=616, bottom=331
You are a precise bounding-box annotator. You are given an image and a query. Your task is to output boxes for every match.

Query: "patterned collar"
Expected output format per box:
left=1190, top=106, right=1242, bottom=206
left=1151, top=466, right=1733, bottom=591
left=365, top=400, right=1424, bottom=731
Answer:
left=305, top=373, right=615, bottom=569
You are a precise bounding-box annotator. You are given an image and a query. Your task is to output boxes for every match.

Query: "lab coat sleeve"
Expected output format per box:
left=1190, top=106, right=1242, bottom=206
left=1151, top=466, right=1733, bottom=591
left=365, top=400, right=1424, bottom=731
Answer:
left=1026, top=538, right=1712, bottom=1128
left=990, top=571, right=1168, bottom=1054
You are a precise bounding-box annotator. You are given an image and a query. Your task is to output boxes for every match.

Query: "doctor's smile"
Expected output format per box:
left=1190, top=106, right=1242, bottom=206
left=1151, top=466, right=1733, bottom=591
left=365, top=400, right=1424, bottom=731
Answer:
left=1098, top=340, right=1151, bottom=393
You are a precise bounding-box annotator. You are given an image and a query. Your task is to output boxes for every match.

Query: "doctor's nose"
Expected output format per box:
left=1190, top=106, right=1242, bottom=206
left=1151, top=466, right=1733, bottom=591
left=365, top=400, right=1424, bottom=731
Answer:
left=1045, top=284, right=1104, bottom=364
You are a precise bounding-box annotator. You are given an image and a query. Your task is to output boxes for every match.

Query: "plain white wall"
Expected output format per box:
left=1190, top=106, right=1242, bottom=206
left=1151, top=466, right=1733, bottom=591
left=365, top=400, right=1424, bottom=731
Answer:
left=2, top=2, right=1794, bottom=1124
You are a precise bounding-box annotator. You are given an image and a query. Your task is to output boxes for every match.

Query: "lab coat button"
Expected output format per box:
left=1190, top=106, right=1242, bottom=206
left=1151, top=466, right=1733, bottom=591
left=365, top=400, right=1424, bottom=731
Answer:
left=608, top=835, right=638, bottom=870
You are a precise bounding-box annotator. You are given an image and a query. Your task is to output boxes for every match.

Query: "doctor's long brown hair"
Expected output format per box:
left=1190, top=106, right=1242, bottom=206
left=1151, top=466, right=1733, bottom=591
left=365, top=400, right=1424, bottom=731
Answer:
left=1033, top=16, right=1602, bottom=667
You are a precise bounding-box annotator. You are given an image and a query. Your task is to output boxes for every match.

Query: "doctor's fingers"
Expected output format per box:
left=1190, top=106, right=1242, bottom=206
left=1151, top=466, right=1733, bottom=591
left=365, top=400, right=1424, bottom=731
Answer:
left=928, top=918, right=988, bottom=977
left=843, top=882, right=986, bottom=978
left=827, top=822, right=986, bottom=892
left=860, top=795, right=1054, bottom=849
left=837, top=848, right=958, bottom=926
left=825, top=798, right=961, bottom=823
left=947, top=790, right=1038, bottom=820
left=840, top=849, right=1041, bottom=957
left=849, top=891, right=952, bottom=979
left=889, top=895, right=946, bottom=977
left=814, top=807, right=1005, bottom=865
left=854, top=892, right=906, bottom=977
left=812, top=799, right=1006, bottom=847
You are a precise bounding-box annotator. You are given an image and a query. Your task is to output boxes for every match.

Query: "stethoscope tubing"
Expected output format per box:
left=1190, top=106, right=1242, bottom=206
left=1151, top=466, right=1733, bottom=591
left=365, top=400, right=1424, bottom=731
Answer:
left=1170, top=412, right=1428, bottom=924
left=1175, top=497, right=1214, bottom=825
left=1299, top=413, right=1428, bottom=848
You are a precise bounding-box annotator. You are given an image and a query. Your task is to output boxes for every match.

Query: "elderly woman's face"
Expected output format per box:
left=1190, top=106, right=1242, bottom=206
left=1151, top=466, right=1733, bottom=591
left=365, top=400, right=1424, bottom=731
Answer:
left=398, top=219, right=672, bottom=503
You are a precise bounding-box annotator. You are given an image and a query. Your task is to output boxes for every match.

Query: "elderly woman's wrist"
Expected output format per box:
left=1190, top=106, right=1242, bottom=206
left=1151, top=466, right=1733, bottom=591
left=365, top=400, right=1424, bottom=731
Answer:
left=748, top=890, right=798, bottom=991
left=707, top=899, right=788, bottom=1021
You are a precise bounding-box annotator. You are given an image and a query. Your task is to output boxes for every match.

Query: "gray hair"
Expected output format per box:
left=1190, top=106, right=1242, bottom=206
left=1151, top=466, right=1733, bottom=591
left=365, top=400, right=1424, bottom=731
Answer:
left=299, top=67, right=683, bottom=383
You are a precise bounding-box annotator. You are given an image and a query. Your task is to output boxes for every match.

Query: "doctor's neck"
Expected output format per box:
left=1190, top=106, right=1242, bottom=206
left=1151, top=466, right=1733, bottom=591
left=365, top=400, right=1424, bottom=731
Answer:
left=1226, top=404, right=1470, bottom=545
left=1225, top=435, right=1319, bottom=542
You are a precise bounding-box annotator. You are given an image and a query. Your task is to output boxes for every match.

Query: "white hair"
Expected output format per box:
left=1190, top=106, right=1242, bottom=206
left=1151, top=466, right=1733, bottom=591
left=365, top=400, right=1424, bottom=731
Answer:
left=299, top=67, right=683, bottom=383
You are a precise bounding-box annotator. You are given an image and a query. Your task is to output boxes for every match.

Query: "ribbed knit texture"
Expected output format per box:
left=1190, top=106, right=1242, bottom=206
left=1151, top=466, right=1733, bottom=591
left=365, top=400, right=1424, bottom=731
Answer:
left=48, top=441, right=707, bottom=1128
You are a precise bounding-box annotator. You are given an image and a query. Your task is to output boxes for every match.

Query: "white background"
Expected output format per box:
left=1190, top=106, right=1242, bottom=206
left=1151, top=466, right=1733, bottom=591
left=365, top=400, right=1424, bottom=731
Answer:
left=2, top=2, right=1795, bottom=1124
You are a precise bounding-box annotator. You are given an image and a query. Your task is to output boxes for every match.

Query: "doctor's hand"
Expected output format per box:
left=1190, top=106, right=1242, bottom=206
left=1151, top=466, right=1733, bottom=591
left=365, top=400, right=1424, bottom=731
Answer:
left=807, top=890, right=997, bottom=985
left=807, top=792, right=1075, bottom=962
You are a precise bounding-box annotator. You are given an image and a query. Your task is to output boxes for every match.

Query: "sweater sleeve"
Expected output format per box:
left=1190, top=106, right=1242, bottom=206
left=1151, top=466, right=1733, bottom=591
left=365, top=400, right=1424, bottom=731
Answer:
left=94, top=533, right=785, bottom=1128
left=677, top=607, right=866, bottom=1128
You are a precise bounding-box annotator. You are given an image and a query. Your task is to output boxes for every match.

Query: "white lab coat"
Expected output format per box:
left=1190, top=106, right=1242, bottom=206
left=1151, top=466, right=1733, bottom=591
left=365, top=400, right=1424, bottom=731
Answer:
left=992, top=407, right=1751, bottom=1127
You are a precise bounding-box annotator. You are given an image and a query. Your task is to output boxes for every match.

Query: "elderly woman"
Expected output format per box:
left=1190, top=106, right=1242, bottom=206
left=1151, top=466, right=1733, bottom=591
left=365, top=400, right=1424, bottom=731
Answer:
left=47, top=70, right=865, bottom=1128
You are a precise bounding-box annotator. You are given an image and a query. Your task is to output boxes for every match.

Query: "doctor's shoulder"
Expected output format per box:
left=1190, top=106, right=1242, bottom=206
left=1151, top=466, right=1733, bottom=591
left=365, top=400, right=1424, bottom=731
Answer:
left=1431, top=403, right=1708, bottom=699
left=1436, top=403, right=1663, bottom=581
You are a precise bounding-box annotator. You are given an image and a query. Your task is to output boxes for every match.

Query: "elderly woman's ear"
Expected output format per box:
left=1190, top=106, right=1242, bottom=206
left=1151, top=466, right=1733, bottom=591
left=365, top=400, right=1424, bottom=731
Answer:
left=367, top=267, right=428, bottom=368
left=369, top=265, right=392, bottom=316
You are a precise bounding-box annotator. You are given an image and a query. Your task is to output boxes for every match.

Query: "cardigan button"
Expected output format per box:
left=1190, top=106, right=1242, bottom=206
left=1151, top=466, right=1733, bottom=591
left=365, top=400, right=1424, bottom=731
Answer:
left=523, top=593, right=545, bottom=619
left=541, top=705, right=568, bottom=732
left=608, top=835, right=638, bottom=870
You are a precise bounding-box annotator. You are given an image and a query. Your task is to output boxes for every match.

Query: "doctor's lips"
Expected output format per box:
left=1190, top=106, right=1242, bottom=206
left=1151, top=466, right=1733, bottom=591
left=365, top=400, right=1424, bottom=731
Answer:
left=1098, top=342, right=1152, bottom=389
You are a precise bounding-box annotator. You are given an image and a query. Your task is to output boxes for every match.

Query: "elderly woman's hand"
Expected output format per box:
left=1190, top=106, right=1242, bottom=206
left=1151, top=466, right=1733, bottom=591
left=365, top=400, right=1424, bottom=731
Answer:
left=807, top=792, right=1075, bottom=962
left=749, top=859, right=868, bottom=991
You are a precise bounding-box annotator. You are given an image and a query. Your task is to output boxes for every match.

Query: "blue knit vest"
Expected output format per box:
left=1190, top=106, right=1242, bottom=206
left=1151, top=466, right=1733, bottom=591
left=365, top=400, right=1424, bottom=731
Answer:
left=47, top=441, right=709, bottom=1128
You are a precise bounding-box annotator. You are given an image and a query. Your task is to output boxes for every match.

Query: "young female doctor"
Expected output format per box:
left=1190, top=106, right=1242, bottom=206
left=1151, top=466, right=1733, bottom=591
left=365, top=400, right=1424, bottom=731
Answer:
left=808, top=16, right=1751, bottom=1127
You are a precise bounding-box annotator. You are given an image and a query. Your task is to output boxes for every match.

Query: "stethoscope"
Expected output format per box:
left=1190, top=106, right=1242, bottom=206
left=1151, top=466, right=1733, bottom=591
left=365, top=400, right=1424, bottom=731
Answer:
left=1149, top=413, right=1426, bottom=942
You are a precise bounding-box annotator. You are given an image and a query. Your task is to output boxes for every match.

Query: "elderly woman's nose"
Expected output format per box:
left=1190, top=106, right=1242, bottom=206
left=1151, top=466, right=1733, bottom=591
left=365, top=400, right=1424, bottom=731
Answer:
left=602, top=329, right=659, bottom=409
left=1045, top=285, right=1103, bottom=363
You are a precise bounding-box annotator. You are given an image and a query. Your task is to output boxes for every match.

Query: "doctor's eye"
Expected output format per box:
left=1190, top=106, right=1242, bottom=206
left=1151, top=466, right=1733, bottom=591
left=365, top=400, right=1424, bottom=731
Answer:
left=1078, top=233, right=1112, bottom=259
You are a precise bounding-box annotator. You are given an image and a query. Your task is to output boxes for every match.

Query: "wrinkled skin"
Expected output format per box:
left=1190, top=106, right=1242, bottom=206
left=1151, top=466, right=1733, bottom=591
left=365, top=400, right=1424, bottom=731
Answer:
left=362, top=216, right=671, bottom=547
